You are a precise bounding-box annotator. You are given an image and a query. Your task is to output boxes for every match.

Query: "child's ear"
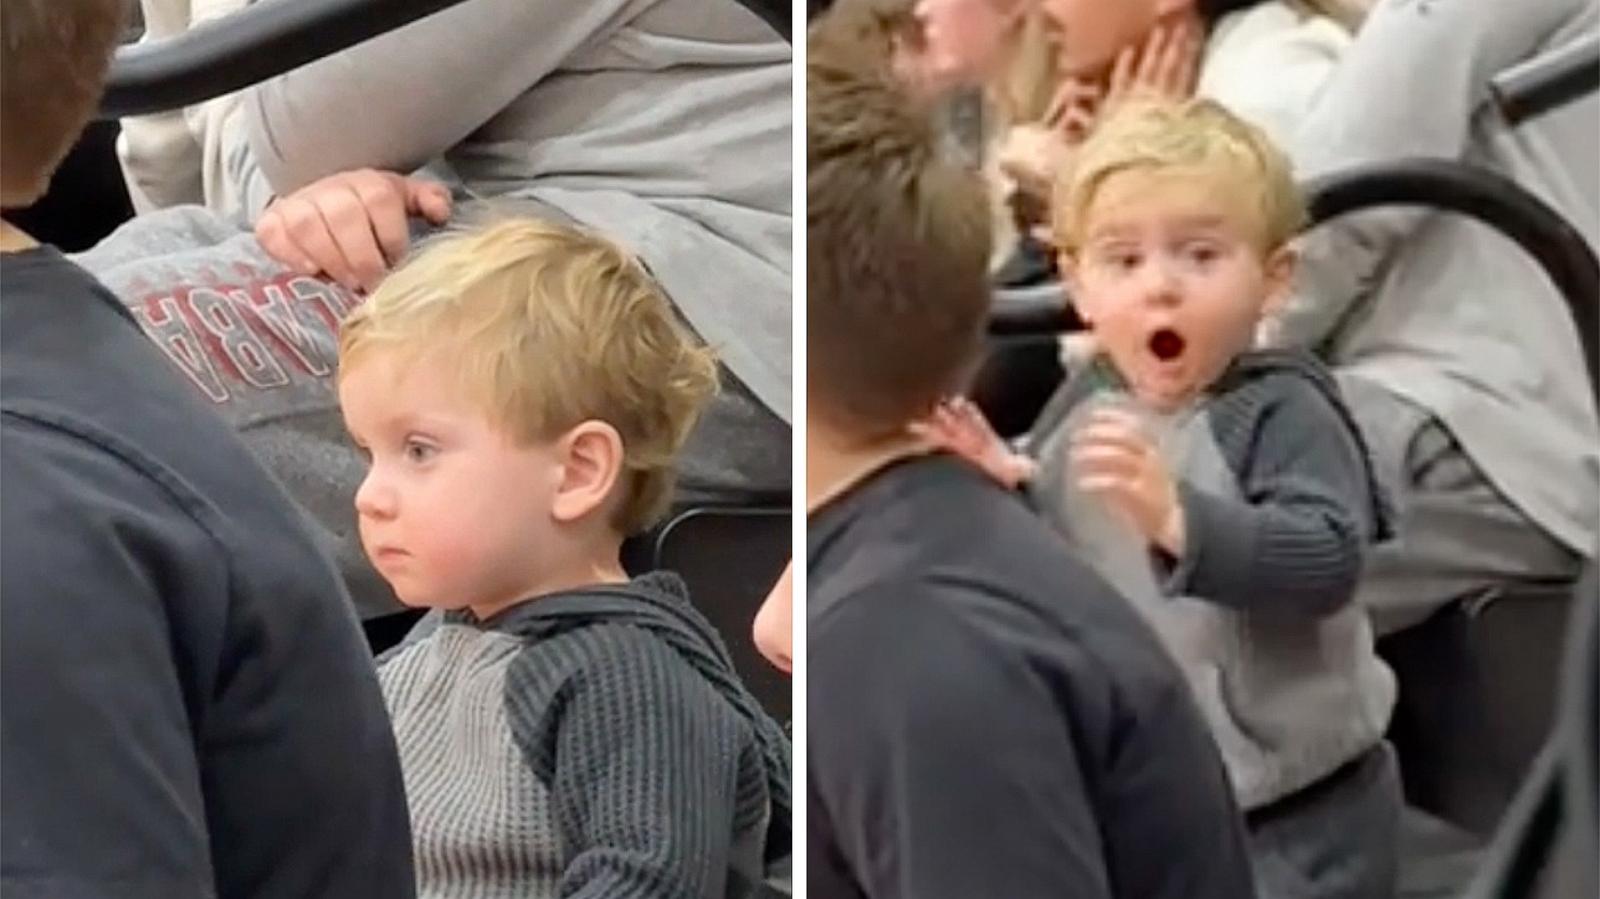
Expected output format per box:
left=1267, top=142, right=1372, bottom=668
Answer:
left=1259, top=243, right=1298, bottom=318
left=551, top=421, right=625, bottom=524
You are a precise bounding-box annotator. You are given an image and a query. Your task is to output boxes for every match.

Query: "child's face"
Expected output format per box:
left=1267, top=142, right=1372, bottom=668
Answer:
left=339, top=351, right=563, bottom=614
left=1063, top=168, right=1294, bottom=412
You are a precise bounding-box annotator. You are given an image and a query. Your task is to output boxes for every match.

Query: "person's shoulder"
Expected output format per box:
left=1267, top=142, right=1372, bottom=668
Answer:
left=507, top=620, right=729, bottom=715
left=501, top=621, right=749, bottom=773
left=812, top=562, right=1173, bottom=715
left=1211, top=350, right=1349, bottom=432
left=1, top=404, right=213, bottom=540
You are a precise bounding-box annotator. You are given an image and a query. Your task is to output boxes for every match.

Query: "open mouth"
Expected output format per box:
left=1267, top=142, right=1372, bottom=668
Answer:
left=1148, top=328, right=1186, bottom=362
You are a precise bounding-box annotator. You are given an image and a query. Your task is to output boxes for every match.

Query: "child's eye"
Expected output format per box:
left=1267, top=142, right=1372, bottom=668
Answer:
left=1099, top=250, right=1140, bottom=271
left=403, top=439, right=437, bottom=464
left=1185, top=244, right=1221, bottom=265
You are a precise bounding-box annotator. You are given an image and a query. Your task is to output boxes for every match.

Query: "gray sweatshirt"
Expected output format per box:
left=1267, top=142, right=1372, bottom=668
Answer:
left=379, top=573, right=791, bottom=898
left=241, top=0, right=793, bottom=425
left=1026, top=351, right=1396, bottom=809
left=1276, top=0, right=1599, bottom=555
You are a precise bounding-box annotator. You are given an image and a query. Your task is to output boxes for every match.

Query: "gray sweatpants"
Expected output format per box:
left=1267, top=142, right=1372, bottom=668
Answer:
left=1339, top=374, right=1583, bottom=636
left=1248, top=742, right=1403, bottom=899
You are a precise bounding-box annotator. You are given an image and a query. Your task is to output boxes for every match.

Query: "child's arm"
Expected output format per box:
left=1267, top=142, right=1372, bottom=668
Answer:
left=1069, top=389, right=1370, bottom=615
left=1161, top=381, right=1372, bottom=616
left=513, top=630, right=748, bottom=899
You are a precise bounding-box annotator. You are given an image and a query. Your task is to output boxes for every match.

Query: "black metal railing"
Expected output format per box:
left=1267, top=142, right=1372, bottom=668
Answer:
left=101, top=0, right=790, bottom=119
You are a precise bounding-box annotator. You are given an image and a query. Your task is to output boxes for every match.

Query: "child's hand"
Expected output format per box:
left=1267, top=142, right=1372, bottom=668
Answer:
left=1070, top=407, right=1185, bottom=555
left=911, top=397, right=1037, bottom=489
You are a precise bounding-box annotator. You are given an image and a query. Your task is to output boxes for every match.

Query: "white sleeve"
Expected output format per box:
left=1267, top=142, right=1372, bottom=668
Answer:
left=116, top=0, right=205, bottom=213
left=1199, top=10, right=1352, bottom=151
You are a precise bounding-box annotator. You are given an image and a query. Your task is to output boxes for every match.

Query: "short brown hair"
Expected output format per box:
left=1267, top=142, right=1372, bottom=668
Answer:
left=806, top=13, right=993, bottom=440
left=1, top=0, right=129, bottom=204
left=339, top=219, right=718, bottom=536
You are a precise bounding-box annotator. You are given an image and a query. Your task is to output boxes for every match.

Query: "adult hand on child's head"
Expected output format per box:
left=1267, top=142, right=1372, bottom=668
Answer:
left=1070, top=407, right=1185, bottom=555
left=1102, top=19, right=1203, bottom=114
left=255, top=169, right=452, bottom=293
left=911, top=397, right=1037, bottom=489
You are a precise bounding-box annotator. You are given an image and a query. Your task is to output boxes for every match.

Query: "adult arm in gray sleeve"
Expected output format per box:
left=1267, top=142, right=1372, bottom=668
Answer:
left=509, top=629, right=745, bottom=899
left=1273, top=0, right=1586, bottom=347
left=243, top=0, right=638, bottom=194
left=1163, top=378, right=1369, bottom=616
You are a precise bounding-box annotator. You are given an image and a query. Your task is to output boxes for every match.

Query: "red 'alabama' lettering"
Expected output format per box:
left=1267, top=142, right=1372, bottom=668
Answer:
left=241, top=283, right=335, bottom=377
left=187, top=288, right=290, bottom=390
left=130, top=293, right=230, bottom=403
left=291, top=276, right=359, bottom=323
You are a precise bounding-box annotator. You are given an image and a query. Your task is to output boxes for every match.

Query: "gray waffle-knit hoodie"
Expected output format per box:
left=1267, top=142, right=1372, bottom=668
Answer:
left=377, top=572, right=791, bottom=899
left=1025, top=349, right=1397, bottom=810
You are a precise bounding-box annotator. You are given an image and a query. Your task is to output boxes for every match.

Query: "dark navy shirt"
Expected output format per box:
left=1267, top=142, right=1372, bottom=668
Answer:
left=807, top=454, right=1254, bottom=899
left=0, top=247, right=414, bottom=898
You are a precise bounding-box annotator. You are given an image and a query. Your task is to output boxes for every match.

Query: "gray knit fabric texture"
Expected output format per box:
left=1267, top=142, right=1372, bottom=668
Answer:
left=1025, top=351, right=1396, bottom=809
left=379, top=574, right=789, bottom=898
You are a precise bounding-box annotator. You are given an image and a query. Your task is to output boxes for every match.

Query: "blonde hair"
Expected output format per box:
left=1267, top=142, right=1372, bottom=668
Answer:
left=338, top=219, right=719, bottom=535
left=1052, top=97, right=1306, bottom=255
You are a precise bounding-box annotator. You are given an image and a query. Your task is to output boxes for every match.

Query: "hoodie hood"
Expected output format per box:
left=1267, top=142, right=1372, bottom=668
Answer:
left=1215, top=348, right=1395, bottom=542
left=462, top=572, right=793, bottom=862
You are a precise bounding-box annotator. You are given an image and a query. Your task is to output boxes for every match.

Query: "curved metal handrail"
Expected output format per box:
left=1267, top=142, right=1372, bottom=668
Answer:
left=1491, top=33, right=1599, bottom=126
left=100, top=0, right=791, bottom=119
left=1299, top=159, right=1599, bottom=410
left=100, top=0, right=477, bottom=118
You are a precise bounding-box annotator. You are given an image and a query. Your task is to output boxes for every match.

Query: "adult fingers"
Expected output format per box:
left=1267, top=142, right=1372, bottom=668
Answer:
left=286, top=197, right=361, bottom=289
left=314, top=182, right=390, bottom=292
left=408, top=179, right=453, bottom=225
left=346, top=171, right=412, bottom=270
left=255, top=201, right=319, bottom=276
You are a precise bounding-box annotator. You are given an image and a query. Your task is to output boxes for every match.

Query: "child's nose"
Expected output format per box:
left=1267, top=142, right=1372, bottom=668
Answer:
left=354, top=469, right=397, bottom=520
left=1139, top=260, right=1182, bottom=307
